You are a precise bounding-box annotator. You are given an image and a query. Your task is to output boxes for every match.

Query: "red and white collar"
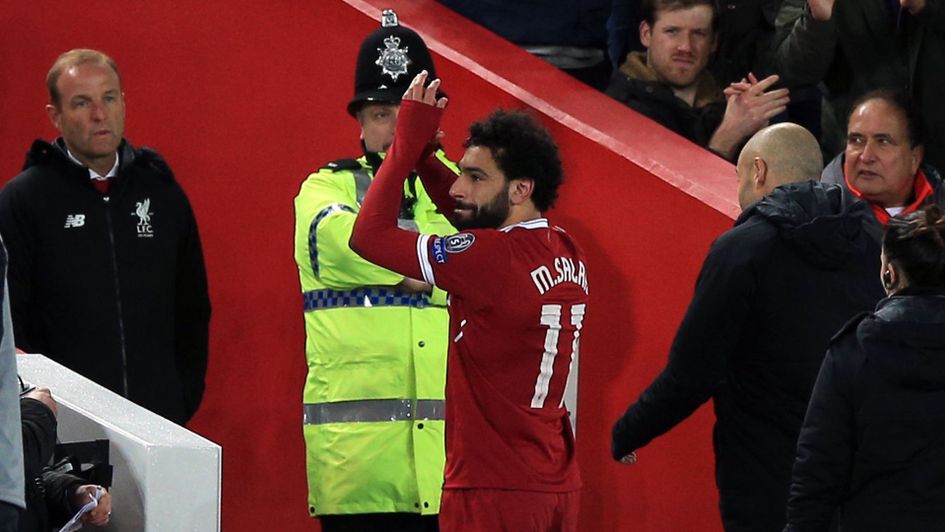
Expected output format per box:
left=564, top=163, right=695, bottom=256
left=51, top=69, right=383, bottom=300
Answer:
left=500, top=218, right=549, bottom=233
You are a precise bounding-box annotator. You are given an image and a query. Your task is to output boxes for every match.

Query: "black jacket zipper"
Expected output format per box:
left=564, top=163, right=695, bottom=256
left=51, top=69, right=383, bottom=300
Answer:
left=102, top=194, right=130, bottom=398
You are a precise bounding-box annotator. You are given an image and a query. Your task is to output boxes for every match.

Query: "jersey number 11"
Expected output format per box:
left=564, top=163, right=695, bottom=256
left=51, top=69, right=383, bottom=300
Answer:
left=531, top=303, right=586, bottom=409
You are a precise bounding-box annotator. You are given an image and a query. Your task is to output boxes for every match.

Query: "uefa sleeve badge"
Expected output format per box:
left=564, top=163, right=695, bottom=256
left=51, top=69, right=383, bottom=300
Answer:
left=444, top=233, right=475, bottom=253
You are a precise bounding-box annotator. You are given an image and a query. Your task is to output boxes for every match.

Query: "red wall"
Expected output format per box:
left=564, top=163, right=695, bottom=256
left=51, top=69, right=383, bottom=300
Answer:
left=0, top=1, right=737, bottom=530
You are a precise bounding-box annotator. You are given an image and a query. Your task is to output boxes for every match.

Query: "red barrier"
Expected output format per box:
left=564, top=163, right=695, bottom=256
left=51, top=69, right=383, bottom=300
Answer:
left=0, top=1, right=736, bottom=529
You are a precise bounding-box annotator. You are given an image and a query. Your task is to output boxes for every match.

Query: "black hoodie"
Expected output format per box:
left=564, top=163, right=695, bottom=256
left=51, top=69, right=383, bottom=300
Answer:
left=0, top=139, right=210, bottom=424
left=612, top=181, right=884, bottom=531
left=786, top=292, right=945, bottom=531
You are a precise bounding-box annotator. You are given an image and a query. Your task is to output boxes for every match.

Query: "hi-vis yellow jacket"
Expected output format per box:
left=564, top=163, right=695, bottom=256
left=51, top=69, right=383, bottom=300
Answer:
left=293, top=152, right=455, bottom=517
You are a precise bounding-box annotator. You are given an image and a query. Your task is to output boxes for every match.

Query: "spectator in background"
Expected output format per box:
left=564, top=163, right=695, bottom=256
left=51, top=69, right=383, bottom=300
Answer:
left=612, top=123, right=884, bottom=531
left=0, top=49, right=211, bottom=426
left=822, top=90, right=945, bottom=233
left=606, top=0, right=790, bottom=161
left=786, top=205, right=945, bottom=531
left=19, top=386, right=112, bottom=531
left=608, top=0, right=783, bottom=87
left=0, top=238, right=24, bottom=532
left=609, top=0, right=824, bottom=141
left=772, top=0, right=945, bottom=171
left=293, top=11, right=453, bottom=531
left=437, top=0, right=612, bottom=90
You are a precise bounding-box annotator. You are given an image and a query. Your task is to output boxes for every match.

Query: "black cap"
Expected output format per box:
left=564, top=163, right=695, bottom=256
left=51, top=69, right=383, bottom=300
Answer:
left=347, top=9, right=441, bottom=116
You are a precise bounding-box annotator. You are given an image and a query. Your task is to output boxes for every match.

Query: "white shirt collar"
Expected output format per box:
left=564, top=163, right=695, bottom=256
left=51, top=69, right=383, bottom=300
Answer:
left=65, top=148, right=119, bottom=180
left=500, top=218, right=549, bottom=233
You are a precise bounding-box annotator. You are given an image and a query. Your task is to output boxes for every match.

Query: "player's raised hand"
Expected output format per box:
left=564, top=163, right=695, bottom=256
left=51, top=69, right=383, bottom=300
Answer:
left=404, top=70, right=448, bottom=109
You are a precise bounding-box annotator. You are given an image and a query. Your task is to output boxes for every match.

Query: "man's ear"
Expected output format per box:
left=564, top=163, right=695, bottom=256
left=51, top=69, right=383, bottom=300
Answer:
left=509, top=178, right=535, bottom=206
left=640, top=20, right=652, bottom=48
left=45, top=104, right=61, bottom=132
left=753, top=157, right=768, bottom=191
left=883, top=266, right=895, bottom=291
left=358, top=112, right=367, bottom=141
left=911, top=144, right=925, bottom=176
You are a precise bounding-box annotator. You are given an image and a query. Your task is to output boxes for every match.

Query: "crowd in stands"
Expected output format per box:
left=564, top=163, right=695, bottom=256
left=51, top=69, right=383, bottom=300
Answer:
left=439, top=0, right=943, bottom=175
left=438, top=1, right=945, bottom=530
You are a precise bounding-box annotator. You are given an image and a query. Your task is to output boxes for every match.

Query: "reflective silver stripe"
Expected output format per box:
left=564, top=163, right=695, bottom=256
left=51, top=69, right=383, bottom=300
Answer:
left=353, top=166, right=419, bottom=231
left=304, top=399, right=445, bottom=424
left=353, top=167, right=372, bottom=206
left=398, top=218, right=420, bottom=232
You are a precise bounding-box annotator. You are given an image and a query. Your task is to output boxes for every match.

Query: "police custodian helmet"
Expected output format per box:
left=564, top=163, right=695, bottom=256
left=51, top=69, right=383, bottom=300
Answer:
left=347, top=9, right=441, bottom=116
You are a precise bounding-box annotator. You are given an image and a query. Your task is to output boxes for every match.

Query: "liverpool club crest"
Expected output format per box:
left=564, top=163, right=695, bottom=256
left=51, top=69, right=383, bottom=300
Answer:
left=376, top=35, right=410, bottom=81
left=131, top=198, right=154, bottom=238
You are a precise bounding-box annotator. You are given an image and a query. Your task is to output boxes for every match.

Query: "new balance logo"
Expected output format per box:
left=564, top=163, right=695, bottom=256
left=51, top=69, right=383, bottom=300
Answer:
left=64, top=214, right=86, bottom=228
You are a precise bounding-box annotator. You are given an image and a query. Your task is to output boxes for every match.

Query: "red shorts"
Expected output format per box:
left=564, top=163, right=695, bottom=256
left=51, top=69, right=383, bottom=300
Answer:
left=439, top=488, right=580, bottom=532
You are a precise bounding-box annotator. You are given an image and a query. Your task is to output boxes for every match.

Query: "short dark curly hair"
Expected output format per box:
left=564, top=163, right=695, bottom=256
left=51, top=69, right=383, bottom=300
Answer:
left=463, top=109, right=563, bottom=212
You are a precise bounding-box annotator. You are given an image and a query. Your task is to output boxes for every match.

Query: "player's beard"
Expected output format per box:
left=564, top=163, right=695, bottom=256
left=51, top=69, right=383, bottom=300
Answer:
left=452, top=187, right=510, bottom=231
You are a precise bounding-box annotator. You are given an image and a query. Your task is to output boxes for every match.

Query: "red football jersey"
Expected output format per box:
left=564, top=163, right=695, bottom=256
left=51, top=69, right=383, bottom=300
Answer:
left=417, top=220, right=588, bottom=492
left=350, top=100, right=588, bottom=493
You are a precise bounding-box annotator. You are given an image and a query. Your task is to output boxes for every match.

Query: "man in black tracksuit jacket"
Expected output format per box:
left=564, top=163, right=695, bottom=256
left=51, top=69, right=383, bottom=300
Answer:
left=611, top=124, right=885, bottom=531
left=0, top=49, right=210, bottom=425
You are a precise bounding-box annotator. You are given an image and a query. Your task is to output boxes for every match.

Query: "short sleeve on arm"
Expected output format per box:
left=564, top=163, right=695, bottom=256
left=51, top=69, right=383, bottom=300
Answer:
left=418, top=230, right=510, bottom=300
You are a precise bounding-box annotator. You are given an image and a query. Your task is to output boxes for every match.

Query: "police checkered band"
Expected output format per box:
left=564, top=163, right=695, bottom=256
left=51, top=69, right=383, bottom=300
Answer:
left=303, top=287, right=431, bottom=311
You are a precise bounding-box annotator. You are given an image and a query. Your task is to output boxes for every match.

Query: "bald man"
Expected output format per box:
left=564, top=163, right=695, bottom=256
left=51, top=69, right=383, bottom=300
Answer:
left=612, top=124, right=885, bottom=531
left=736, top=123, right=825, bottom=210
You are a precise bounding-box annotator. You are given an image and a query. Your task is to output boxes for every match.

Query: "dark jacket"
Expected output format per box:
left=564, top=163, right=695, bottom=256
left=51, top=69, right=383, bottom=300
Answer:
left=786, top=292, right=945, bottom=531
left=19, top=398, right=83, bottom=532
left=612, top=181, right=884, bottom=531
left=606, top=52, right=726, bottom=149
left=0, top=139, right=211, bottom=424
left=773, top=0, right=945, bottom=170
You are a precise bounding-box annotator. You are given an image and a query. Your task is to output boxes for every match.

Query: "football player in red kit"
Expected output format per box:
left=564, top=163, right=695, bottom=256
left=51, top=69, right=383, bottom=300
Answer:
left=351, top=72, right=588, bottom=532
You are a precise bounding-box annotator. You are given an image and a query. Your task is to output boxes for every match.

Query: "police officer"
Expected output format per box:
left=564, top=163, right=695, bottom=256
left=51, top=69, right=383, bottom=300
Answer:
left=293, top=10, right=454, bottom=532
